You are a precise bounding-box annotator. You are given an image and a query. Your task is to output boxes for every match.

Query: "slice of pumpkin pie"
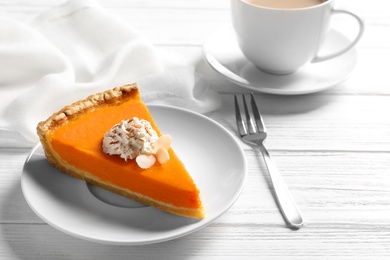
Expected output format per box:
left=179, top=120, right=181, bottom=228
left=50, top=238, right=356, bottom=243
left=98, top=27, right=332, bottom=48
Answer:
left=37, top=83, right=204, bottom=219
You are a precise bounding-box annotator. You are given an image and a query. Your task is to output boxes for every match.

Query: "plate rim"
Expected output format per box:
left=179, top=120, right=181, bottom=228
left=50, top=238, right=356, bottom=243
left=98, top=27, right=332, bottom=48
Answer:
left=21, top=104, right=248, bottom=245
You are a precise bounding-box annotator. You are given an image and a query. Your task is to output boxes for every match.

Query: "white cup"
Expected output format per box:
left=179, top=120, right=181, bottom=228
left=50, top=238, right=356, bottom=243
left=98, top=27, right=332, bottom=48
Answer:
left=231, top=0, right=364, bottom=74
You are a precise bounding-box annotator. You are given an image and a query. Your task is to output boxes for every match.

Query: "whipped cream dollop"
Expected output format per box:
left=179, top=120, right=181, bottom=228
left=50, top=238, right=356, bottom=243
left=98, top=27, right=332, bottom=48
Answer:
left=102, top=117, right=158, bottom=161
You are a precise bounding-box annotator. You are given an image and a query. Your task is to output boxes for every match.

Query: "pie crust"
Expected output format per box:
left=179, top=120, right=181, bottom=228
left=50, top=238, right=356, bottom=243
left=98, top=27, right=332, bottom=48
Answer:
left=37, top=83, right=204, bottom=219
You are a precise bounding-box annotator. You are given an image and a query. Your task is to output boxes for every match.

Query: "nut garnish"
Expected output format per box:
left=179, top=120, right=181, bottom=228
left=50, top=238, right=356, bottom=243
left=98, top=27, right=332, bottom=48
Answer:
left=103, top=118, right=172, bottom=169
left=156, top=148, right=170, bottom=164
left=136, top=154, right=156, bottom=169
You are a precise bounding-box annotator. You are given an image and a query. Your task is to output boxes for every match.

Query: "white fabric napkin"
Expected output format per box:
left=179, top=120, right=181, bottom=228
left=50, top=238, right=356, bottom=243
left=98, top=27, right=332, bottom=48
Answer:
left=0, top=0, right=221, bottom=147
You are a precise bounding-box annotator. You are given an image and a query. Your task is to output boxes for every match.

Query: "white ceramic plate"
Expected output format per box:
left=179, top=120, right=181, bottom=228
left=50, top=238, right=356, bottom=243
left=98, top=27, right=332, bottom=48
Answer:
left=203, top=27, right=358, bottom=95
left=21, top=105, right=247, bottom=245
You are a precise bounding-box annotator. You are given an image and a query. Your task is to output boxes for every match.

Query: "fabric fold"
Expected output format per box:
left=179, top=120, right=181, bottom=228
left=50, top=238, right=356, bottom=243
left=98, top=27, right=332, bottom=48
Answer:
left=0, top=0, right=221, bottom=146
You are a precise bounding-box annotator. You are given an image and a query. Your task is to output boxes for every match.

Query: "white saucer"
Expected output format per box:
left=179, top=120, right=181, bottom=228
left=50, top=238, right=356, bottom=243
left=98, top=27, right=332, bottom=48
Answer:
left=21, top=105, right=247, bottom=245
left=203, top=27, right=358, bottom=95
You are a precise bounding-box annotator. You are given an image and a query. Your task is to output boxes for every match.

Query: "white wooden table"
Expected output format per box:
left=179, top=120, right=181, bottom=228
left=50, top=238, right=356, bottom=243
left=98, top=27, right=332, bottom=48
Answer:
left=1, top=0, right=390, bottom=258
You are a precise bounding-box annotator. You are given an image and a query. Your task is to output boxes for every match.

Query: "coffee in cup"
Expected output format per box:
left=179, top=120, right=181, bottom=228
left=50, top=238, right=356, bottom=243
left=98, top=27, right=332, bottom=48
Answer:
left=231, top=0, right=364, bottom=74
left=244, top=0, right=325, bottom=9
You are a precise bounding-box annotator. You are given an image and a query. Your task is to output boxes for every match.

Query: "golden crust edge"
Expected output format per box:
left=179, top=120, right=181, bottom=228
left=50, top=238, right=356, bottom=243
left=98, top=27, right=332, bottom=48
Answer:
left=37, top=83, right=138, bottom=136
left=36, top=83, right=204, bottom=219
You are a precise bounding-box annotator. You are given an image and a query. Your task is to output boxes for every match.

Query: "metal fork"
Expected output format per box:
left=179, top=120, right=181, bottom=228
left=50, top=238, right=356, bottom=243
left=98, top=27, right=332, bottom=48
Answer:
left=234, top=93, right=303, bottom=229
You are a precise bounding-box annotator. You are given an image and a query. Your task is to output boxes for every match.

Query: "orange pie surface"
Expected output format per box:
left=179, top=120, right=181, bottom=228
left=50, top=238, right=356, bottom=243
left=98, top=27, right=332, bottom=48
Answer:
left=37, top=84, right=204, bottom=219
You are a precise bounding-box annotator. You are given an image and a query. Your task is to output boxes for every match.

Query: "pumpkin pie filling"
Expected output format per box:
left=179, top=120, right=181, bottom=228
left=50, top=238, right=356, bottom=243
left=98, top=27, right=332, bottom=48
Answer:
left=37, top=83, right=204, bottom=219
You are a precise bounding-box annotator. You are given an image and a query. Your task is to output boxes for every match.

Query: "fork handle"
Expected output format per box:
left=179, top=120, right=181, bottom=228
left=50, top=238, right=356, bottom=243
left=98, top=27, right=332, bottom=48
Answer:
left=257, top=143, right=304, bottom=229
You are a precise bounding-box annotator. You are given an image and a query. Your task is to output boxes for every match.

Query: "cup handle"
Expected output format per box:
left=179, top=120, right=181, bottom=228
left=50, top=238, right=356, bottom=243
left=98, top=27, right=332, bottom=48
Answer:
left=312, top=9, right=364, bottom=63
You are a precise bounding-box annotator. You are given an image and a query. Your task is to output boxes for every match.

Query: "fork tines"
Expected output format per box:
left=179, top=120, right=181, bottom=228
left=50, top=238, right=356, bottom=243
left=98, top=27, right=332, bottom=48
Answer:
left=234, top=93, right=266, bottom=136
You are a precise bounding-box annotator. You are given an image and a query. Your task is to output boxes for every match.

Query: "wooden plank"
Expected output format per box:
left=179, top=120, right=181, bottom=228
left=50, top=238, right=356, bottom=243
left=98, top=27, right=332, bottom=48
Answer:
left=1, top=223, right=389, bottom=258
left=210, top=94, right=390, bottom=152
left=0, top=149, right=43, bottom=224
